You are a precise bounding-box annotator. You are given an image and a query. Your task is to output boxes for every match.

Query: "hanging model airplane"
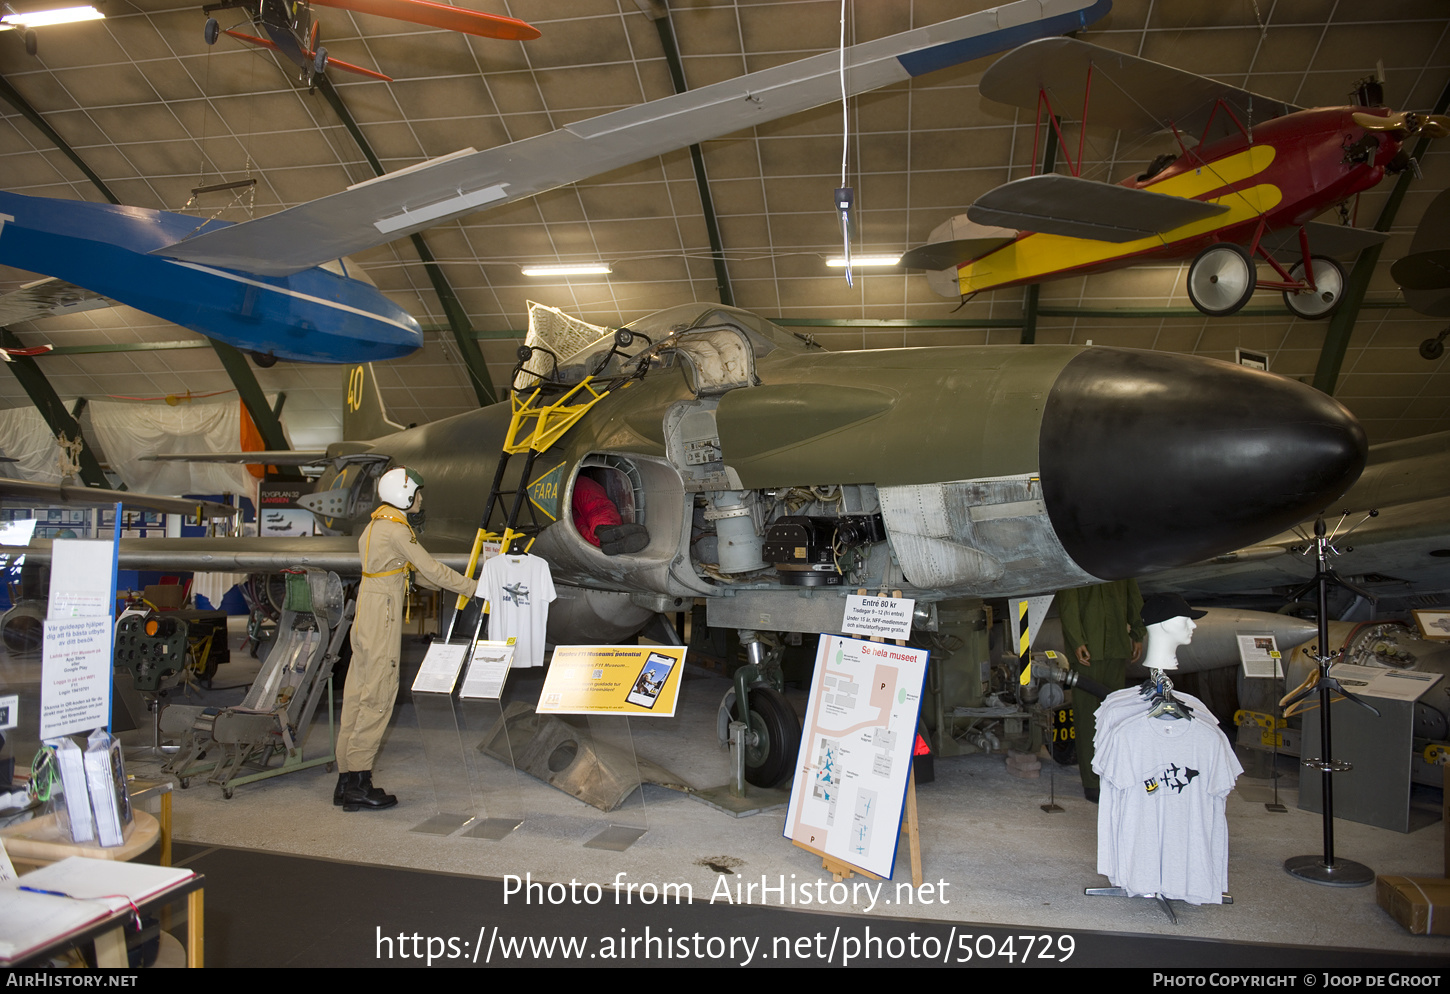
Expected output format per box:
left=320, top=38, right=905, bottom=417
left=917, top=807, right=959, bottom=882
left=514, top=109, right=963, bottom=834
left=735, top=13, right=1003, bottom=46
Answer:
left=27, top=301, right=1369, bottom=783
left=0, top=0, right=1113, bottom=364
left=901, top=37, right=1447, bottom=319
left=201, top=0, right=540, bottom=87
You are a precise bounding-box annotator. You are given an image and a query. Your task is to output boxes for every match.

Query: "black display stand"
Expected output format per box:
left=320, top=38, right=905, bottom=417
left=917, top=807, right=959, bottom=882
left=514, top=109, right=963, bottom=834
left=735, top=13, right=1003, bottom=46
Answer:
left=1280, top=516, right=1378, bottom=887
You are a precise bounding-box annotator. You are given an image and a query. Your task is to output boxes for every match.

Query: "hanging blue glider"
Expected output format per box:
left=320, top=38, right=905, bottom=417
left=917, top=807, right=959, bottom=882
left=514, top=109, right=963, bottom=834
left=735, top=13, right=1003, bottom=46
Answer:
left=0, top=0, right=1111, bottom=364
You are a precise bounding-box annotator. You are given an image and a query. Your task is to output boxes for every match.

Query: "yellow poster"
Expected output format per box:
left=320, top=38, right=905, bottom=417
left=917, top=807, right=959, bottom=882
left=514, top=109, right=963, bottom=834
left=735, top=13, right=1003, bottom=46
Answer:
left=538, top=645, right=688, bottom=717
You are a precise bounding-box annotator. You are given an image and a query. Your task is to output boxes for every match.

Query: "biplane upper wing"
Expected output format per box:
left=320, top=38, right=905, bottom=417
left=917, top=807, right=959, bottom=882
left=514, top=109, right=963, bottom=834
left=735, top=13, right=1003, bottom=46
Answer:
left=981, top=37, right=1301, bottom=143
left=968, top=173, right=1228, bottom=243
left=0, top=277, right=112, bottom=326
left=152, top=0, right=1112, bottom=276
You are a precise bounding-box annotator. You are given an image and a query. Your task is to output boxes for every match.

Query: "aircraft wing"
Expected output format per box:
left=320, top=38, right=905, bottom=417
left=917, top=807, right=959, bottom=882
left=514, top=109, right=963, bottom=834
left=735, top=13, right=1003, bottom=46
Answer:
left=0, top=479, right=239, bottom=519
left=968, top=173, right=1228, bottom=243
left=142, top=451, right=330, bottom=466
left=899, top=236, right=1018, bottom=270
left=1262, top=221, right=1390, bottom=263
left=151, top=0, right=1112, bottom=277
left=0, top=277, right=113, bottom=326
left=981, top=37, right=1301, bottom=143
left=12, top=535, right=471, bottom=576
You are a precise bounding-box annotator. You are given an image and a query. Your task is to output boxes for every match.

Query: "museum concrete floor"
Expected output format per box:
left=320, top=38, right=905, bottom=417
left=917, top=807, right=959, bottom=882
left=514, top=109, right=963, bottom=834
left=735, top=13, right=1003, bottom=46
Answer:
left=7, top=619, right=1450, bottom=969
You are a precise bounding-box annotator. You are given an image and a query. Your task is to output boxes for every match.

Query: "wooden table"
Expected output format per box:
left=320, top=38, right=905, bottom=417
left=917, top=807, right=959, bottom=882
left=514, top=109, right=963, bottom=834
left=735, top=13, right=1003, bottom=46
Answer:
left=0, top=859, right=203, bottom=968
left=0, top=810, right=160, bottom=873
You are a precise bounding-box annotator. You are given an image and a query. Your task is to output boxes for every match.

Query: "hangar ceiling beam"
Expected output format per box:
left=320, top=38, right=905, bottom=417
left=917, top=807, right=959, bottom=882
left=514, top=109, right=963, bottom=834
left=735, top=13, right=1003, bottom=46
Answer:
left=315, top=77, right=497, bottom=407
left=649, top=4, right=734, bottom=307
left=1, top=327, right=108, bottom=488
left=208, top=340, right=302, bottom=481
left=1020, top=118, right=1061, bottom=345
left=0, top=74, right=120, bottom=206
left=1312, top=78, right=1450, bottom=396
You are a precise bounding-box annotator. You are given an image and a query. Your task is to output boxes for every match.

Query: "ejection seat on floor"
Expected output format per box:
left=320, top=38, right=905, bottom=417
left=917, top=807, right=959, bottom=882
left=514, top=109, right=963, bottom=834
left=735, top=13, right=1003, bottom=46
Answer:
left=163, top=569, right=354, bottom=798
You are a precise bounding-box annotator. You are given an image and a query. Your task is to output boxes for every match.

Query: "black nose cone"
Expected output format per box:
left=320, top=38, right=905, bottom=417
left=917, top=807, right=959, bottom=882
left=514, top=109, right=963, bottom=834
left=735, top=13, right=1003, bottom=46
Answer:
left=1040, top=348, right=1367, bottom=579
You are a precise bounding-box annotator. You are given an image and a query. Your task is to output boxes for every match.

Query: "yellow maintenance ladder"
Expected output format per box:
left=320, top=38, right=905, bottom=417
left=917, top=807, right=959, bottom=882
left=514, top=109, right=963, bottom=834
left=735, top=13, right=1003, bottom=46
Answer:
left=452, top=373, right=612, bottom=615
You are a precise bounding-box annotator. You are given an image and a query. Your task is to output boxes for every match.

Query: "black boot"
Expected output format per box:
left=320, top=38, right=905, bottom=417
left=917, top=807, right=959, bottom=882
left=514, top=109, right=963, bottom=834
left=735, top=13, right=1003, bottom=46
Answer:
left=333, top=772, right=350, bottom=806
left=342, top=770, right=397, bottom=812
left=598, top=523, right=649, bottom=556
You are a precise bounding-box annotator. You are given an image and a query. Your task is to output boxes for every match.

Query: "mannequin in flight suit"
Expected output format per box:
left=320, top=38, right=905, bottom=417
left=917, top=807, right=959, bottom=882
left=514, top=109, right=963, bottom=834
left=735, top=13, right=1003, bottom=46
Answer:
left=1056, top=579, right=1145, bottom=803
left=334, top=466, right=477, bottom=811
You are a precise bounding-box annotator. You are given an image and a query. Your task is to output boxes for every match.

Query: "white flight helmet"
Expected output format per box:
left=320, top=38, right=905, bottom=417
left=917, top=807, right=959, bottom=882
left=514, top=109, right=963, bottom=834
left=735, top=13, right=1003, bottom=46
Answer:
left=377, top=466, right=424, bottom=510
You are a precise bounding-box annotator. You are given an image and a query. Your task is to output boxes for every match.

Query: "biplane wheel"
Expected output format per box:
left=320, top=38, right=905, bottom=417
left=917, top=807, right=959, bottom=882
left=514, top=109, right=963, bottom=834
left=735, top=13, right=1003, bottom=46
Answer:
left=313, top=47, right=328, bottom=76
left=1187, top=243, right=1255, bottom=317
left=203, top=17, right=219, bottom=45
left=23, top=29, right=36, bottom=57
left=1283, top=256, right=1345, bottom=320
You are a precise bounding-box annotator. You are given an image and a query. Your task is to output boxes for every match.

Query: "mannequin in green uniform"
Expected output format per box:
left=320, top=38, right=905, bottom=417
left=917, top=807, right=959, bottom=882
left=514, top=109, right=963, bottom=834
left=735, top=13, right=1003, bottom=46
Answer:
left=334, top=466, right=477, bottom=812
left=1056, top=579, right=1146, bottom=803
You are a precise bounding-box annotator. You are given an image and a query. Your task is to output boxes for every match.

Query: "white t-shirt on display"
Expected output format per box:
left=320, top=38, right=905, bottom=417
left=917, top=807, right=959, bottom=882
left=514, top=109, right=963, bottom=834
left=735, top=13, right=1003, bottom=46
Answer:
left=477, top=553, right=557, bottom=668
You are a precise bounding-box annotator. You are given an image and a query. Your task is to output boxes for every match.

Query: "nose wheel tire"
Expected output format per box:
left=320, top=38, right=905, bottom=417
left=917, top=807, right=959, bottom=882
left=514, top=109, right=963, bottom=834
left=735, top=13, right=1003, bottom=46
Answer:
left=717, top=685, right=802, bottom=788
left=1187, top=243, right=1256, bottom=317
left=1283, top=256, right=1345, bottom=320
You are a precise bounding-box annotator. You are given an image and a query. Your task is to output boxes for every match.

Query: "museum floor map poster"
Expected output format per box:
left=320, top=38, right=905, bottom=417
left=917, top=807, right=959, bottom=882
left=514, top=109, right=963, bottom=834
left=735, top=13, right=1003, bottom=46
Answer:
left=785, top=634, right=928, bottom=879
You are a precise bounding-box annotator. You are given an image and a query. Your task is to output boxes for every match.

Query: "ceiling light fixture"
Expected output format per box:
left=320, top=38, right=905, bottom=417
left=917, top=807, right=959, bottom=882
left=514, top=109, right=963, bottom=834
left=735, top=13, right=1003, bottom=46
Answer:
left=825, top=255, right=900, bottom=268
left=1, top=5, right=104, bottom=27
left=521, top=264, right=612, bottom=277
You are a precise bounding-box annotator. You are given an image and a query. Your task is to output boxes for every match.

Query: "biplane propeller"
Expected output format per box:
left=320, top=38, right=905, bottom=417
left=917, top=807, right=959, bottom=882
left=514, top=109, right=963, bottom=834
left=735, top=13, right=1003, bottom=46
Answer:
left=902, top=38, right=1445, bottom=321
left=202, top=0, right=539, bottom=87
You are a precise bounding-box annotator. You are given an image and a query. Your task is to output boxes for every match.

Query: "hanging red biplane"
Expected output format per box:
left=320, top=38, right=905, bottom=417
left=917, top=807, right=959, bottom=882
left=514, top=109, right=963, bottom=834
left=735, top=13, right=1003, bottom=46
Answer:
left=202, top=0, right=540, bottom=86
left=902, top=37, right=1449, bottom=319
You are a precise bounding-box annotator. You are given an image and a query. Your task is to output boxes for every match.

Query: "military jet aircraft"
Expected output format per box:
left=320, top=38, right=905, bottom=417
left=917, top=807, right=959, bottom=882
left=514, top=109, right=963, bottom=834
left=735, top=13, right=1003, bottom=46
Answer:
left=902, top=38, right=1437, bottom=319
left=0, top=0, right=1111, bottom=364
left=36, top=302, right=1368, bottom=783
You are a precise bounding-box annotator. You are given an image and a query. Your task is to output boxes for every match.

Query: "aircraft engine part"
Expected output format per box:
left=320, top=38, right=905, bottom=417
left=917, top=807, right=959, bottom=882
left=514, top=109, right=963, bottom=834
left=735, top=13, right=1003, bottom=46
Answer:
left=1281, top=621, right=1450, bottom=747
left=0, top=602, right=43, bottom=653
left=478, top=702, right=692, bottom=811
left=762, top=513, right=885, bottom=586
left=704, top=490, right=767, bottom=574
left=114, top=613, right=190, bottom=693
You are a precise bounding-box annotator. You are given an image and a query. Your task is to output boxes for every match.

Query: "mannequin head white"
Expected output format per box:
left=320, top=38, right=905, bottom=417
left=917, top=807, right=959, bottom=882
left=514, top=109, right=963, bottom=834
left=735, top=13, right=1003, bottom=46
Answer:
left=1141, top=614, right=1195, bottom=670
left=1138, top=593, right=1205, bottom=672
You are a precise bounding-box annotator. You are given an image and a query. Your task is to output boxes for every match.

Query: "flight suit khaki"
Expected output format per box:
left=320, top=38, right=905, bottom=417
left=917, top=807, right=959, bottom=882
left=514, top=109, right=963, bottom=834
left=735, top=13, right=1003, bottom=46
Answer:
left=337, top=506, right=476, bottom=773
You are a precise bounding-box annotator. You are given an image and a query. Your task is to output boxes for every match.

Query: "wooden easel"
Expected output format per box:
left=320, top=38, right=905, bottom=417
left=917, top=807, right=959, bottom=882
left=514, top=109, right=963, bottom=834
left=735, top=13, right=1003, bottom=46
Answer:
left=792, top=590, right=923, bottom=888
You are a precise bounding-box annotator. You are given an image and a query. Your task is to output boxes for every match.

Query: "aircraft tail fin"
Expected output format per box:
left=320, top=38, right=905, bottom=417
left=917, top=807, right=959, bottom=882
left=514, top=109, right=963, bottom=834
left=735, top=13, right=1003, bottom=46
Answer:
left=343, top=363, right=405, bottom=442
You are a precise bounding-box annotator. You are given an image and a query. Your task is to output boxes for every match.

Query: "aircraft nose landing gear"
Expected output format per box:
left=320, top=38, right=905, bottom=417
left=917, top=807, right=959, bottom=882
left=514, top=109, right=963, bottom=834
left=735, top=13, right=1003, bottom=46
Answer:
left=712, top=632, right=802, bottom=796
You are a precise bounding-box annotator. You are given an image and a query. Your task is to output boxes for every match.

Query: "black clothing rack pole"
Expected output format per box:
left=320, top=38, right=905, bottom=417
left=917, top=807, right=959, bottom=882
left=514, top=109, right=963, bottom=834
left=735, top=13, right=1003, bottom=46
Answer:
left=1282, top=517, right=1376, bottom=887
